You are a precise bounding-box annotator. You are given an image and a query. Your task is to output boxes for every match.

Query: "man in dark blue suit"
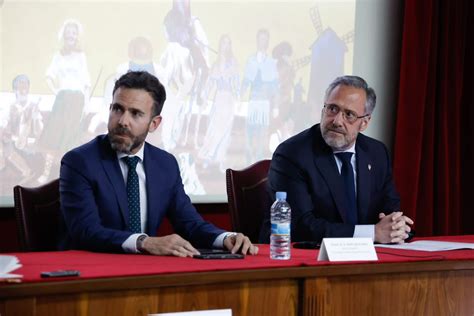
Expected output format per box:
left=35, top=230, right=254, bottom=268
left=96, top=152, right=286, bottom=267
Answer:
left=260, top=76, right=413, bottom=244
left=60, top=71, right=258, bottom=256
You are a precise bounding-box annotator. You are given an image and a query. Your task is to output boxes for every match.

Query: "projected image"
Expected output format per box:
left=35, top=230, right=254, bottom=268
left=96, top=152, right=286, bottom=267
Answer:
left=38, top=19, right=91, bottom=184
left=198, top=34, right=239, bottom=173
left=0, top=0, right=355, bottom=204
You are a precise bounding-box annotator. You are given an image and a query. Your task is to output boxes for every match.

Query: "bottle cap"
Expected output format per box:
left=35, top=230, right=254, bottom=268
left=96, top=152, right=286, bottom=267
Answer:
left=275, top=191, right=287, bottom=200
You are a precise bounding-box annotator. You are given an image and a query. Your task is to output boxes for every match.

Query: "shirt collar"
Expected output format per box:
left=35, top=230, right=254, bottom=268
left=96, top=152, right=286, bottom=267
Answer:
left=333, top=142, right=356, bottom=155
left=117, top=143, right=145, bottom=162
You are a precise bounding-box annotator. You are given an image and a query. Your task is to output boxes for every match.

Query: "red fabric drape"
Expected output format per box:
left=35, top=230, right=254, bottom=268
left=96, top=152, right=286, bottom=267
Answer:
left=394, top=0, right=474, bottom=236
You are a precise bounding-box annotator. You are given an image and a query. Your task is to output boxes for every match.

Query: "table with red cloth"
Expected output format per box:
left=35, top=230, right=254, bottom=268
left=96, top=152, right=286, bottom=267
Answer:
left=1, top=235, right=473, bottom=315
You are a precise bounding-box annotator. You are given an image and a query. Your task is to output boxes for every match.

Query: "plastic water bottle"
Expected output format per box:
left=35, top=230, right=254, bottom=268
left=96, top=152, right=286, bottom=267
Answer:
left=270, top=191, right=291, bottom=260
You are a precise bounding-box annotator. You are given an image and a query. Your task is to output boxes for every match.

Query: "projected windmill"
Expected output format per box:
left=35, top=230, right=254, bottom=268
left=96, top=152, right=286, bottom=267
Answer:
left=292, top=4, right=354, bottom=122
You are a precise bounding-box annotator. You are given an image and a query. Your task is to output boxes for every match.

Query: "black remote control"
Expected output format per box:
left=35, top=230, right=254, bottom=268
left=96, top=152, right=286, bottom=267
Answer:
left=40, top=270, right=80, bottom=278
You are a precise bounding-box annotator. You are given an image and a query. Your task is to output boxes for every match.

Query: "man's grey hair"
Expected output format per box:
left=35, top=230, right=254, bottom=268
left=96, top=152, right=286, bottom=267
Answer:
left=324, top=75, right=376, bottom=114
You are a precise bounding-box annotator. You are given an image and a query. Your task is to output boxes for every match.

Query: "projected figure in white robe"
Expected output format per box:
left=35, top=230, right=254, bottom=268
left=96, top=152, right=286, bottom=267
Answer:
left=241, top=29, right=278, bottom=164
left=37, top=19, right=91, bottom=184
left=198, top=35, right=239, bottom=173
left=162, top=0, right=210, bottom=149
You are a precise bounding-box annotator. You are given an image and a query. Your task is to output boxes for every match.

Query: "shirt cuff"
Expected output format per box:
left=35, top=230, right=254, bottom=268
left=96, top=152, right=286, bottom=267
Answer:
left=353, top=225, right=375, bottom=241
left=213, top=232, right=235, bottom=248
left=122, top=233, right=147, bottom=253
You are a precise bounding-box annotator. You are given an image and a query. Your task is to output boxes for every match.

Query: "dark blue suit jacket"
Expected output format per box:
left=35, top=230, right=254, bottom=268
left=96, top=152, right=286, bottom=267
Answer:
left=260, top=124, right=400, bottom=243
left=59, top=135, right=225, bottom=252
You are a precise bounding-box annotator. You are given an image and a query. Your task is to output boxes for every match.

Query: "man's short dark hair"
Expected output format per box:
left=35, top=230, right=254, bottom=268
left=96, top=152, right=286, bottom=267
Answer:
left=113, top=71, right=166, bottom=116
left=325, top=75, right=376, bottom=114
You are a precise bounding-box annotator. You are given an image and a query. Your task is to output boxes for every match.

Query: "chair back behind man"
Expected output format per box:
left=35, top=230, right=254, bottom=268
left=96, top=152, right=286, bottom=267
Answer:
left=226, top=160, right=271, bottom=243
left=13, top=178, right=61, bottom=251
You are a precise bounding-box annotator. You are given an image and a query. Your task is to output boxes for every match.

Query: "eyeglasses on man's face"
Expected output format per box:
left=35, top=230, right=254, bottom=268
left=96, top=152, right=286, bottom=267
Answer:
left=323, top=103, right=370, bottom=124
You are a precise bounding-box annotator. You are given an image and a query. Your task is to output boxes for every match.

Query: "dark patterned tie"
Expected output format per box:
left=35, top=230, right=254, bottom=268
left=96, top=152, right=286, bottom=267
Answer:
left=123, top=156, right=141, bottom=233
left=335, top=152, right=358, bottom=225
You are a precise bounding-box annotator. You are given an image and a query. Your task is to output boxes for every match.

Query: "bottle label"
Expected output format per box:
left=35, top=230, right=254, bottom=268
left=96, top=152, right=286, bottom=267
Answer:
left=271, top=223, right=290, bottom=235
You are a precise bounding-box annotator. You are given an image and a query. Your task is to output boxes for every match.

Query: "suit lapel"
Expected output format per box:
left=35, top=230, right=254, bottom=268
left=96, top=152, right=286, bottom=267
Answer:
left=356, top=138, right=372, bottom=224
left=100, top=136, right=129, bottom=226
left=143, top=143, right=168, bottom=235
left=312, top=126, right=351, bottom=223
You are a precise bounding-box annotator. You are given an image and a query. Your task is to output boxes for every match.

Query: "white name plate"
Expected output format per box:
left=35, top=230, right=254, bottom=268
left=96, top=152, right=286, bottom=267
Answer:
left=317, top=238, right=378, bottom=262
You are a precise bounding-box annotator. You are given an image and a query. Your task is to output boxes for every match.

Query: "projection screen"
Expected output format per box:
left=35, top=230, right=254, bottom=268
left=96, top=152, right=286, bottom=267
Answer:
left=0, top=0, right=401, bottom=205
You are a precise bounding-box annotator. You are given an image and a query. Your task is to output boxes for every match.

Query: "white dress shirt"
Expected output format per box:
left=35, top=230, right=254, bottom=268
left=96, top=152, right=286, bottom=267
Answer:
left=118, top=145, right=229, bottom=253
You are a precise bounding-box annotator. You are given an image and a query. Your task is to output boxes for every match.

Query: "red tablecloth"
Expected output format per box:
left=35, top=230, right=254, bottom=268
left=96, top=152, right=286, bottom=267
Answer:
left=2, top=235, right=473, bottom=283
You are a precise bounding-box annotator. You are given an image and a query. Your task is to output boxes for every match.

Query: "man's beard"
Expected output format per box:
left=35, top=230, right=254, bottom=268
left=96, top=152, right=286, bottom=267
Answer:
left=108, top=127, right=148, bottom=154
left=321, top=124, right=351, bottom=151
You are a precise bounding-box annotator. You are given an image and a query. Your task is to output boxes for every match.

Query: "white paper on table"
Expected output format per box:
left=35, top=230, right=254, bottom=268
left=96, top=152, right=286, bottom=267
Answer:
left=152, top=309, right=232, bottom=316
left=0, top=255, right=22, bottom=276
left=0, top=273, right=23, bottom=279
left=375, top=240, right=474, bottom=252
